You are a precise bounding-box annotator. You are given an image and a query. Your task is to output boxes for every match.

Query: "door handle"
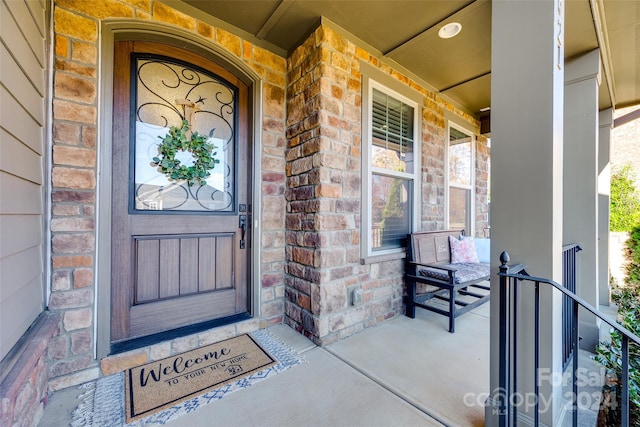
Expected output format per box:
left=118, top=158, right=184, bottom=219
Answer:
left=239, top=215, right=247, bottom=249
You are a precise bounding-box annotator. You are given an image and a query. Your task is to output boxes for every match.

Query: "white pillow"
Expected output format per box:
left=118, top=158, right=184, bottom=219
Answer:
left=449, top=235, right=479, bottom=263
left=474, top=238, right=490, bottom=264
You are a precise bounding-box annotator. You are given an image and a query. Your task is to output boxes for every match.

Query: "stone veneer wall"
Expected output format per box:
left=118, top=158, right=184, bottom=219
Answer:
left=0, top=313, right=59, bottom=427
left=44, top=0, right=489, bottom=386
left=284, top=26, right=372, bottom=344
left=284, top=25, right=489, bottom=345
left=476, top=136, right=491, bottom=237
left=48, top=0, right=286, bottom=388
left=421, top=104, right=447, bottom=231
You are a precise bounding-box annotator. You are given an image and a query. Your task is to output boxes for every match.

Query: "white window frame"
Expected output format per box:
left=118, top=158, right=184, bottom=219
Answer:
left=362, top=79, right=421, bottom=258
left=445, top=122, right=476, bottom=236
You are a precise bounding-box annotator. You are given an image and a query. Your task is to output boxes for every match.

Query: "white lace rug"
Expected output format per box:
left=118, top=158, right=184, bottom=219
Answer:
left=71, top=329, right=303, bottom=426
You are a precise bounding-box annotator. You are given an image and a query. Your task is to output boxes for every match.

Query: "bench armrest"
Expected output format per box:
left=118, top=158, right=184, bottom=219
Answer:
left=407, top=261, right=458, bottom=272
left=406, top=261, right=458, bottom=284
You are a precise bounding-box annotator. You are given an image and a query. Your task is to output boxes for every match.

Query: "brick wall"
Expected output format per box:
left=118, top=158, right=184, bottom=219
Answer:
left=49, top=0, right=287, bottom=386
left=0, top=313, right=59, bottom=427
left=284, top=25, right=488, bottom=345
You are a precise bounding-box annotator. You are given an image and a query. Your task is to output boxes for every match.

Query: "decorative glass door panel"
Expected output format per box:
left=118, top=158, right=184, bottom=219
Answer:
left=133, top=56, right=236, bottom=212
left=110, top=41, right=250, bottom=347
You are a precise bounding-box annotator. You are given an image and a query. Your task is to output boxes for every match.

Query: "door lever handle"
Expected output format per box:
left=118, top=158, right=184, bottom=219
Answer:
left=239, top=215, right=247, bottom=249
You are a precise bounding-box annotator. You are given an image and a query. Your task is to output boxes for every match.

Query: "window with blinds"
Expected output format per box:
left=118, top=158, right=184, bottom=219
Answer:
left=368, top=87, right=417, bottom=252
left=371, top=89, right=414, bottom=173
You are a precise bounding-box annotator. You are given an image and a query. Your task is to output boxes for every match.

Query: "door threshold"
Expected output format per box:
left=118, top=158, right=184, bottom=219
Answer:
left=110, top=313, right=252, bottom=355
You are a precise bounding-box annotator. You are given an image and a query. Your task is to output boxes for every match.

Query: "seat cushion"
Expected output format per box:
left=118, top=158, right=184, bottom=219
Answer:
left=417, top=262, right=489, bottom=284
left=417, top=266, right=450, bottom=282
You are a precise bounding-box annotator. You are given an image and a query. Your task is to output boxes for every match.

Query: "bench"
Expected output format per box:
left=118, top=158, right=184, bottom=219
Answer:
left=404, top=229, right=490, bottom=333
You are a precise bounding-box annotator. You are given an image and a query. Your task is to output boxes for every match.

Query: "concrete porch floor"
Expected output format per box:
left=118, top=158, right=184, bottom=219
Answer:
left=41, top=301, right=491, bottom=427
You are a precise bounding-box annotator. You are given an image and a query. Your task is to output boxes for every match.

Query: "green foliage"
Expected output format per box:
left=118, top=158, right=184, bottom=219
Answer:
left=152, top=120, right=219, bottom=187
left=610, top=164, right=640, bottom=232
left=625, top=226, right=640, bottom=286
left=382, top=178, right=404, bottom=220
left=594, top=284, right=640, bottom=425
left=594, top=329, right=640, bottom=425
left=594, top=239, right=640, bottom=425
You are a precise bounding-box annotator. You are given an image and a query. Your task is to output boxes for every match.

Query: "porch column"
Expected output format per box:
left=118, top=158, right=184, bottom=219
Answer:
left=488, top=0, right=564, bottom=426
left=598, top=109, right=613, bottom=306
left=563, top=50, right=601, bottom=351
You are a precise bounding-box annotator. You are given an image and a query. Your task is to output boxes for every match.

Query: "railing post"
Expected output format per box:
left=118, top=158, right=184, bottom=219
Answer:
left=572, top=298, right=579, bottom=427
left=622, top=335, right=629, bottom=427
left=562, top=244, right=581, bottom=370
left=498, top=251, right=510, bottom=427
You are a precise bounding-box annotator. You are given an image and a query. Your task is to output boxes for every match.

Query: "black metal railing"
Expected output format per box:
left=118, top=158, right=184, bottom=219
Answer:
left=496, top=251, right=640, bottom=427
left=562, top=243, right=582, bottom=370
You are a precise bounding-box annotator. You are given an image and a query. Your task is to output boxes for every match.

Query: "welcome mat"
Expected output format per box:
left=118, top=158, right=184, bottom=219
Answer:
left=124, top=334, right=277, bottom=422
left=71, top=330, right=303, bottom=426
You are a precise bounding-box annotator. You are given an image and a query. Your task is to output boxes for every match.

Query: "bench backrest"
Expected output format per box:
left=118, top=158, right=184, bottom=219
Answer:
left=407, top=229, right=464, bottom=264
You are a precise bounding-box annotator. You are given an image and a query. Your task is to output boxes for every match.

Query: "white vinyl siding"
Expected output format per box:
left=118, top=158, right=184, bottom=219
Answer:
left=0, top=0, right=48, bottom=361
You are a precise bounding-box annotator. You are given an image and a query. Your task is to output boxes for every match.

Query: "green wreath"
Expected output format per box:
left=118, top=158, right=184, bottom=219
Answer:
left=152, top=120, right=219, bottom=187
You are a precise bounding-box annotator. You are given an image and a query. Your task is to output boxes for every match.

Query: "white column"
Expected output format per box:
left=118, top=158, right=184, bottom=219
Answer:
left=487, top=0, right=564, bottom=426
left=598, top=109, right=613, bottom=306
left=563, top=50, right=601, bottom=351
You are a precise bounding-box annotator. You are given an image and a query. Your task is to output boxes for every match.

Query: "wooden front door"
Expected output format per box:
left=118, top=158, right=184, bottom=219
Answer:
left=111, top=41, right=250, bottom=346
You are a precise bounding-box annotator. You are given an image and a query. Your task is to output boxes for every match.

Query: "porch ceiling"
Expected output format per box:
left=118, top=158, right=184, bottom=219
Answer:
left=178, top=0, right=639, bottom=116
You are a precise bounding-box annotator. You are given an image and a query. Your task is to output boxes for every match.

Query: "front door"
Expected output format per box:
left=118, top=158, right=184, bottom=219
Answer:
left=111, top=41, right=250, bottom=346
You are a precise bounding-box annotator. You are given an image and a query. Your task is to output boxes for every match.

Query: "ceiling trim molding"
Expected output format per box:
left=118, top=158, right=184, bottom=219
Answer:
left=318, top=17, right=474, bottom=116
left=359, top=61, right=424, bottom=104
left=383, top=0, right=485, bottom=58
left=256, top=0, right=295, bottom=40
left=286, top=17, right=323, bottom=57
left=589, top=0, right=617, bottom=108
left=166, top=0, right=288, bottom=57
left=439, top=71, right=491, bottom=93
left=445, top=109, right=480, bottom=134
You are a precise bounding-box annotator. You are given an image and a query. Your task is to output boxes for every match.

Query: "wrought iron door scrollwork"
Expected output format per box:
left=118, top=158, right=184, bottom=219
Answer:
left=133, top=56, right=236, bottom=212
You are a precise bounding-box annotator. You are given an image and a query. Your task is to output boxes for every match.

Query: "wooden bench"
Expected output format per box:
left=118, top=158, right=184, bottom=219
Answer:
left=404, top=229, right=490, bottom=333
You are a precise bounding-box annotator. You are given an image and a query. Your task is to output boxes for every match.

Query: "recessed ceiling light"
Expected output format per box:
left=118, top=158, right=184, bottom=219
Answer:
left=438, top=22, right=462, bottom=39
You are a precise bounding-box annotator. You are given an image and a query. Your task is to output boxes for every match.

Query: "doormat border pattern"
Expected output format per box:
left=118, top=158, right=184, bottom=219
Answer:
left=71, top=329, right=304, bottom=426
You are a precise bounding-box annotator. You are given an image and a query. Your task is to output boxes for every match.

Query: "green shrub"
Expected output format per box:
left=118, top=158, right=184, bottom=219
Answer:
left=610, top=164, right=640, bottom=232
left=594, top=234, right=640, bottom=425
left=625, top=226, right=640, bottom=286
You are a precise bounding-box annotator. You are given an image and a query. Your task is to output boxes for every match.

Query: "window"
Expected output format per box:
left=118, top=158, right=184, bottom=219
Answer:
left=364, top=82, right=419, bottom=255
left=447, top=124, right=475, bottom=234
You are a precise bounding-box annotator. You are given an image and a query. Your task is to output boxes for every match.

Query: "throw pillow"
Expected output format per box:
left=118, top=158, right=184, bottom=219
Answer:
left=449, top=235, right=479, bottom=263
left=474, top=238, right=491, bottom=264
